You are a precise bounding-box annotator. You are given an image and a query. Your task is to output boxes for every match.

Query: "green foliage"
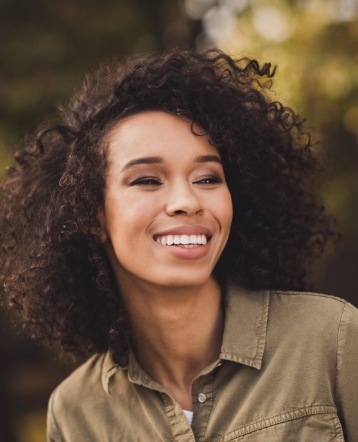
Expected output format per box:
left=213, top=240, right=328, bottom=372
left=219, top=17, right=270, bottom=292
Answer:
left=0, top=0, right=189, bottom=167
left=1, top=0, right=357, bottom=271
left=214, top=1, right=358, bottom=238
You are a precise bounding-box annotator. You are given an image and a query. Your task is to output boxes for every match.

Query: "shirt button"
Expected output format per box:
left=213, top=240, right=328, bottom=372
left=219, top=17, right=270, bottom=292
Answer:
left=198, top=393, right=207, bottom=403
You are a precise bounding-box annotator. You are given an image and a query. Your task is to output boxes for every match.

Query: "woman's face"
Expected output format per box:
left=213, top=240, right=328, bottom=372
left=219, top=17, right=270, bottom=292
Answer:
left=102, top=111, right=233, bottom=293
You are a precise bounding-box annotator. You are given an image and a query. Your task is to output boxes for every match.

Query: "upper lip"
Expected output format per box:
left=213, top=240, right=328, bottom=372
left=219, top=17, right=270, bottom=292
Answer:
left=153, top=225, right=212, bottom=239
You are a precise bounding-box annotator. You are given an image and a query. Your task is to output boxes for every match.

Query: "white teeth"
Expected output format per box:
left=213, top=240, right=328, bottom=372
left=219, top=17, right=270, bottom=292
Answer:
left=155, top=234, right=209, bottom=246
left=189, top=235, right=198, bottom=244
left=181, top=235, right=190, bottom=244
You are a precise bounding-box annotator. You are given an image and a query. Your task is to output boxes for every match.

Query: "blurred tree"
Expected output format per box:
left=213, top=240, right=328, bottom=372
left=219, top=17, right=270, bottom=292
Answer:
left=188, top=0, right=358, bottom=302
left=0, top=0, right=193, bottom=167
left=0, top=0, right=357, bottom=440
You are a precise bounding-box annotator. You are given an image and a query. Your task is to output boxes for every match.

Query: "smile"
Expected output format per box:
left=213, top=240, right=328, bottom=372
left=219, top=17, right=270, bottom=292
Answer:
left=155, top=234, right=209, bottom=246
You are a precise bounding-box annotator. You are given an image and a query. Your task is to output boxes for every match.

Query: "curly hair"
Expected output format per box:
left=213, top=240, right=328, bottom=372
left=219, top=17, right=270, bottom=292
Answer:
left=0, top=48, right=334, bottom=364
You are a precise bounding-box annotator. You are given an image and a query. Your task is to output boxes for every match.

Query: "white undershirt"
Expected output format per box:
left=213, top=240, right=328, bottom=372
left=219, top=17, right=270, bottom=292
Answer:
left=183, top=409, right=193, bottom=425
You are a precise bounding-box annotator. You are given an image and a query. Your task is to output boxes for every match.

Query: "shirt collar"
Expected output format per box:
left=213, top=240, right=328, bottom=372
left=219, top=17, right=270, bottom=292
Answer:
left=101, top=284, right=270, bottom=393
left=220, top=283, right=269, bottom=370
left=101, top=351, right=119, bottom=394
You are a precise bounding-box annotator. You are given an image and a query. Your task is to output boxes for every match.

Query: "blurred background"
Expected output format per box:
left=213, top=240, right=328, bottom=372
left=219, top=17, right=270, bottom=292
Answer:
left=0, top=0, right=357, bottom=440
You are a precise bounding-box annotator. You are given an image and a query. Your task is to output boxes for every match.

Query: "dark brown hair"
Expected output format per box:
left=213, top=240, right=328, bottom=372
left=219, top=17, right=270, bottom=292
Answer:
left=0, top=48, right=334, bottom=363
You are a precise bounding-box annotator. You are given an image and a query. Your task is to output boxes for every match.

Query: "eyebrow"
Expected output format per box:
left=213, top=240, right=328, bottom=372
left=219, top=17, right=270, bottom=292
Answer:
left=122, top=154, right=222, bottom=171
left=122, top=156, right=162, bottom=171
left=195, top=155, right=222, bottom=164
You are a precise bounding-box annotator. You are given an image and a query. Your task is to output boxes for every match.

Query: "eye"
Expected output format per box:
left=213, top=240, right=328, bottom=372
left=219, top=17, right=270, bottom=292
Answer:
left=130, top=177, right=163, bottom=186
left=194, top=175, right=223, bottom=185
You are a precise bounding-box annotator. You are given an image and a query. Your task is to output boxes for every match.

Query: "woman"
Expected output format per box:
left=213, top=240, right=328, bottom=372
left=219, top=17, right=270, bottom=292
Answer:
left=0, top=48, right=357, bottom=441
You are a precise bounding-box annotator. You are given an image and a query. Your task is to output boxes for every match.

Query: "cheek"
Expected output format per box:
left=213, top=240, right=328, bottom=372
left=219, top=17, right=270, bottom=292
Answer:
left=104, top=193, right=154, bottom=243
left=103, top=194, right=126, bottom=241
left=218, top=190, right=233, bottom=231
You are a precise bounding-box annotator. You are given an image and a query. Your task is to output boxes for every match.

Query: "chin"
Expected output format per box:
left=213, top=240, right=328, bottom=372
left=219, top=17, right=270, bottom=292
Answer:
left=152, top=272, right=214, bottom=289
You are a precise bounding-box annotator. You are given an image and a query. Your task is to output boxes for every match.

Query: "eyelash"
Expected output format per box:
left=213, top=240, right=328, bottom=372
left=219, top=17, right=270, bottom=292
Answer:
left=130, top=175, right=222, bottom=187
left=130, top=177, right=162, bottom=186
left=194, top=176, right=222, bottom=185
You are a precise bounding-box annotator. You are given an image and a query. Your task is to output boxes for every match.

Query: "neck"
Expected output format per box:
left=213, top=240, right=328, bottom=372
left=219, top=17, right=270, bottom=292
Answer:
left=120, top=277, right=224, bottom=410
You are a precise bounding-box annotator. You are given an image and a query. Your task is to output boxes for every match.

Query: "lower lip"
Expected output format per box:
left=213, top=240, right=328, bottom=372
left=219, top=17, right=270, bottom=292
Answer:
left=155, top=241, right=211, bottom=260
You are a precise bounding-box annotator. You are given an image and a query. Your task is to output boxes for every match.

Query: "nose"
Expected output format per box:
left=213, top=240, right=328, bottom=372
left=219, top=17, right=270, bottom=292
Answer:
left=165, top=181, right=202, bottom=216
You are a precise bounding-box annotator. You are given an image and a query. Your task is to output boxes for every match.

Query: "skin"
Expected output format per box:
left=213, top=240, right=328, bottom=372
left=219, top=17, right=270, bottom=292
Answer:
left=101, top=111, right=233, bottom=410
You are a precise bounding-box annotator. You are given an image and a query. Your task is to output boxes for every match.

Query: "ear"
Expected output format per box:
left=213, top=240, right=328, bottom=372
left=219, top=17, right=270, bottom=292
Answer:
left=91, top=209, right=108, bottom=243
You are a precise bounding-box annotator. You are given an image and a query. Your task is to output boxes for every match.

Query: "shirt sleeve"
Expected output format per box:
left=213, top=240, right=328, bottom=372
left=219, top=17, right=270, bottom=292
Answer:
left=46, top=390, right=63, bottom=442
left=335, top=301, right=358, bottom=441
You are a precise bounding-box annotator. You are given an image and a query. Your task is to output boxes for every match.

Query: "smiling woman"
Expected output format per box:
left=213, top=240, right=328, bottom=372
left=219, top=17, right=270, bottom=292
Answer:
left=103, top=111, right=232, bottom=291
left=0, top=48, right=357, bottom=441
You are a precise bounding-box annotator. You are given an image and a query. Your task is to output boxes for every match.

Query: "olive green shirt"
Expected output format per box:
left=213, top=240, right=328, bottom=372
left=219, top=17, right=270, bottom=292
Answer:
left=47, top=286, right=358, bottom=441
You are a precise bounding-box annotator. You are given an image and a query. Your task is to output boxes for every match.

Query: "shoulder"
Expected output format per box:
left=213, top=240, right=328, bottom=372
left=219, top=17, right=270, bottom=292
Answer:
left=267, top=290, right=357, bottom=343
left=47, top=353, right=109, bottom=440
left=269, top=288, right=349, bottom=305
left=49, top=353, right=108, bottom=411
left=269, top=289, right=351, bottom=318
left=259, top=290, right=358, bottom=381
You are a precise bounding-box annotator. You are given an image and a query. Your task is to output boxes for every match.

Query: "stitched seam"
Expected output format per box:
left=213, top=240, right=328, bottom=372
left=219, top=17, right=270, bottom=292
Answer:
left=202, top=373, right=215, bottom=437
left=222, top=404, right=337, bottom=441
left=162, top=395, right=195, bottom=442
left=254, top=290, right=269, bottom=363
left=270, top=290, right=346, bottom=304
left=217, top=353, right=260, bottom=365
left=334, top=303, right=347, bottom=405
left=329, top=413, right=344, bottom=442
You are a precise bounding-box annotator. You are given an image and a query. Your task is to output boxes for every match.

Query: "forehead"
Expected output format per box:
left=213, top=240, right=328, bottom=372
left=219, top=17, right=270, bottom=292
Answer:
left=106, top=111, right=220, bottom=167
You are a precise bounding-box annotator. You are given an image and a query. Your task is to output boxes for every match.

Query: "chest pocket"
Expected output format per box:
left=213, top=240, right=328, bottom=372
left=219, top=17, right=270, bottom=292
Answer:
left=218, top=405, right=344, bottom=442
